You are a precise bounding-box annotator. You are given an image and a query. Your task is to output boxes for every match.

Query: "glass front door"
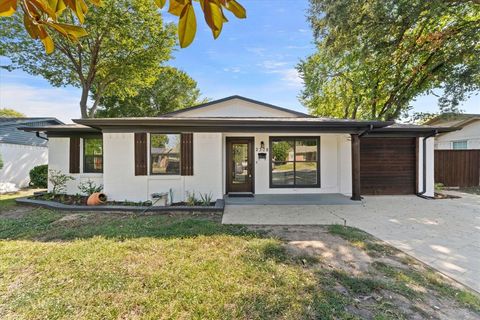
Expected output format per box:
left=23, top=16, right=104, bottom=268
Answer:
left=226, top=138, right=254, bottom=193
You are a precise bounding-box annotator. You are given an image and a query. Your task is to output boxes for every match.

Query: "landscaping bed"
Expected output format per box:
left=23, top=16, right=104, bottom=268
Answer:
left=17, top=193, right=224, bottom=212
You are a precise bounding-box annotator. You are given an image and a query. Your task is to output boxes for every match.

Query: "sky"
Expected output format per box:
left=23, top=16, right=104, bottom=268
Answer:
left=0, top=0, right=478, bottom=123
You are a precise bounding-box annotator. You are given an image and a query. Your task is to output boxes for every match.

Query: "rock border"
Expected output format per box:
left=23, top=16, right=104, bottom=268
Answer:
left=16, top=197, right=224, bottom=213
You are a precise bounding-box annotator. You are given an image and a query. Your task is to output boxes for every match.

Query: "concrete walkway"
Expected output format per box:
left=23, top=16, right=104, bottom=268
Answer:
left=222, top=191, right=480, bottom=292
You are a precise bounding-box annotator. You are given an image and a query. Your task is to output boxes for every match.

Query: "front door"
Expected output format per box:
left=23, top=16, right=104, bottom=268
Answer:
left=226, top=137, right=254, bottom=193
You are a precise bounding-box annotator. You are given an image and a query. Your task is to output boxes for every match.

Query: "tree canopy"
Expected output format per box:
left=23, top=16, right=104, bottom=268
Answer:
left=1, top=0, right=178, bottom=118
left=298, top=0, right=480, bottom=121
left=96, top=67, right=207, bottom=118
left=0, top=108, right=26, bottom=117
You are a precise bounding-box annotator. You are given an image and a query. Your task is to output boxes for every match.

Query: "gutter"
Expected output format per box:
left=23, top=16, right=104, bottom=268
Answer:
left=416, top=130, right=437, bottom=199
left=36, top=131, right=48, bottom=141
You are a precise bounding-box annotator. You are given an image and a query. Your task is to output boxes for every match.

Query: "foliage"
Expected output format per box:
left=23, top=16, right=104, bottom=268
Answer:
left=1, top=0, right=177, bottom=118
left=0, top=108, right=25, bottom=117
left=48, top=169, right=74, bottom=194
left=0, top=0, right=246, bottom=51
left=186, top=191, right=197, bottom=206
left=29, top=164, right=48, bottom=188
left=272, top=141, right=291, bottom=163
left=0, top=153, right=3, bottom=170
left=199, top=192, right=213, bottom=206
left=298, top=0, right=480, bottom=121
left=78, top=179, right=103, bottom=196
left=96, top=67, right=206, bottom=117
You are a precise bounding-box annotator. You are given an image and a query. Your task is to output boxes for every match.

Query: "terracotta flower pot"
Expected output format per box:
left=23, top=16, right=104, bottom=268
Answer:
left=87, top=192, right=107, bottom=206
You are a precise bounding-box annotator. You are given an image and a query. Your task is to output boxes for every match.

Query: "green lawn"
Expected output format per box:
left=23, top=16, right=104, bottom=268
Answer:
left=1, top=192, right=479, bottom=319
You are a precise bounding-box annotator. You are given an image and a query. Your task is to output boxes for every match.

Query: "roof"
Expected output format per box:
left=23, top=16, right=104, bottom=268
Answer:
left=424, top=113, right=480, bottom=128
left=18, top=124, right=101, bottom=136
left=72, top=116, right=393, bottom=133
left=373, top=123, right=458, bottom=134
left=0, top=117, right=63, bottom=146
left=161, top=95, right=312, bottom=118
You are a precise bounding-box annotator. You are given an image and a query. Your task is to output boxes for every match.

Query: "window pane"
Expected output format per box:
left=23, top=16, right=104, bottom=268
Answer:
left=295, top=162, right=317, bottom=185
left=295, top=139, right=317, bottom=161
left=84, top=138, right=103, bottom=173
left=151, top=154, right=180, bottom=174
left=452, top=140, right=467, bottom=150
left=232, top=143, right=249, bottom=184
left=271, top=161, right=294, bottom=185
left=271, top=140, right=294, bottom=162
left=151, top=134, right=181, bottom=175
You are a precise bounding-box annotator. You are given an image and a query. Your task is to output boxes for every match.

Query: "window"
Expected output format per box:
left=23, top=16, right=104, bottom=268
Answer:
left=452, top=140, right=468, bottom=150
left=150, top=134, right=181, bottom=175
left=270, top=137, right=320, bottom=188
left=83, top=137, right=103, bottom=173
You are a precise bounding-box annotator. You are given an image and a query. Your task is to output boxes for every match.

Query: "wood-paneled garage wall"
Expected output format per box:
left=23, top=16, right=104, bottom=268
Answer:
left=360, top=137, right=416, bottom=195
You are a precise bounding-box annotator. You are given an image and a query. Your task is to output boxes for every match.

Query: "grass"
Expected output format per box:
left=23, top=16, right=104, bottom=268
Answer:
left=328, top=225, right=396, bottom=256
left=1, top=193, right=479, bottom=319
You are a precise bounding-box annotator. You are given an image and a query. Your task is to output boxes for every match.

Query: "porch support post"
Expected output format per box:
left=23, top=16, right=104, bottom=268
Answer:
left=351, top=134, right=361, bottom=201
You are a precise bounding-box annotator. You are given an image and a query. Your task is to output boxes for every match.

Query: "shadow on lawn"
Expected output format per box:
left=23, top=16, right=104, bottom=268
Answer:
left=0, top=207, right=253, bottom=242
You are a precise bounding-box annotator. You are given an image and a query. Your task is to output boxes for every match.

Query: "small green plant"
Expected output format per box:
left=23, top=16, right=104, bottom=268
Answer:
left=434, top=183, right=445, bottom=191
left=0, top=153, right=3, bottom=170
left=199, top=192, right=213, bottom=206
left=78, top=179, right=103, bottom=196
left=186, top=191, right=197, bottom=206
left=48, top=169, right=74, bottom=195
left=29, top=164, right=48, bottom=188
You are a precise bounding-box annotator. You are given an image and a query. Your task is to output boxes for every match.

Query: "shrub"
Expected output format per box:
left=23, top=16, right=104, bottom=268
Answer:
left=199, top=192, right=213, bottom=206
left=49, top=170, right=74, bottom=194
left=78, top=179, right=103, bottom=196
left=29, top=165, right=48, bottom=188
left=186, top=191, right=197, bottom=206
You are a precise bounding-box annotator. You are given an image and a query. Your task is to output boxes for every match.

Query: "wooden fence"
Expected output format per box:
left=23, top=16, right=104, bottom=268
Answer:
left=434, top=150, right=480, bottom=187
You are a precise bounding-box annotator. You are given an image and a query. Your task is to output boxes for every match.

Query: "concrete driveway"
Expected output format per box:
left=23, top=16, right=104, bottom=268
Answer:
left=222, top=191, right=480, bottom=292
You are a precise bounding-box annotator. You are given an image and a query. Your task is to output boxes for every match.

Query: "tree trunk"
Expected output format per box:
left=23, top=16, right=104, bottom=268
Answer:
left=80, top=86, right=89, bottom=118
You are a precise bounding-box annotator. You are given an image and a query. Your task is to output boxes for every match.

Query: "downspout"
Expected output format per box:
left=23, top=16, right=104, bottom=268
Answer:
left=359, top=124, right=374, bottom=137
left=36, top=132, right=48, bottom=141
left=416, top=130, right=437, bottom=199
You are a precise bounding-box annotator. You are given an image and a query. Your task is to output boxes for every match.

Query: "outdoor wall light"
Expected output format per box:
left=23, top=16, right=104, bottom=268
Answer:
left=260, top=141, right=265, bottom=152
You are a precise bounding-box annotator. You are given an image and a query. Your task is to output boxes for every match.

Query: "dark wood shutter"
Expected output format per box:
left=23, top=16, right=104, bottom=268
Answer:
left=181, top=133, right=193, bottom=176
left=69, top=137, right=80, bottom=173
left=134, top=132, right=147, bottom=176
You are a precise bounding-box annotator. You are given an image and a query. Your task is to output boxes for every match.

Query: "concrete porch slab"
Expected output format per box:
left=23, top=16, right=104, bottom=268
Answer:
left=224, top=193, right=358, bottom=205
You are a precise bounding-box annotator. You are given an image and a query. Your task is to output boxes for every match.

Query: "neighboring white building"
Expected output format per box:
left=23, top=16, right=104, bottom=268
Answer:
left=21, top=96, right=454, bottom=201
left=0, top=117, right=63, bottom=188
left=426, top=114, right=480, bottom=150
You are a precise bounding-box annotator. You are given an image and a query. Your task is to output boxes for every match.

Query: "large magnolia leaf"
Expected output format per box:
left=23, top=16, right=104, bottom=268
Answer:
left=225, top=0, right=245, bottom=18
left=0, top=0, right=17, bottom=17
left=154, top=0, right=166, bottom=8
left=168, top=0, right=184, bottom=16
left=178, top=2, right=196, bottom=48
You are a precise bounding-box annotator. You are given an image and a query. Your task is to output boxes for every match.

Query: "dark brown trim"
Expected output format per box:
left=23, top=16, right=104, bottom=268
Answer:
left=351, top=134, right=361, bottom=200
left=181, top=133, right=193, bottom=176
left=69, top=137, right=80, bottom=174
left=269, top=136, right=321, bottom=189
left=415, top=137, right=419, bottom=194
left=161, top=95, right=312, bottom=117
left=134, top=132, right=147, bottom=176
left=83, top=137, right=104, bottom=173
left=226, top=137, right=255, bottom=194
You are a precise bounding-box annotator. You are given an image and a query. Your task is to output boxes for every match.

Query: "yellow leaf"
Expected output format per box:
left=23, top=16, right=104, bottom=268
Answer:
left=30, top=0, right=57, bottom=19
left=168, top=0, right=185, bottom=16
left=0, top=0, right=17, bottom=17
left=38, top=27, right=55, bottom=54
left=23, top=13, right=40, bottom=39
left=203, top=0, right=223, bottom=39
left=225, top=0, right=245, bottom=19
left=178, top=2, right=196, bottom=48
left=154, top=0, right=166, bottom=8
left=48, top=0, right=66, bottom=13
